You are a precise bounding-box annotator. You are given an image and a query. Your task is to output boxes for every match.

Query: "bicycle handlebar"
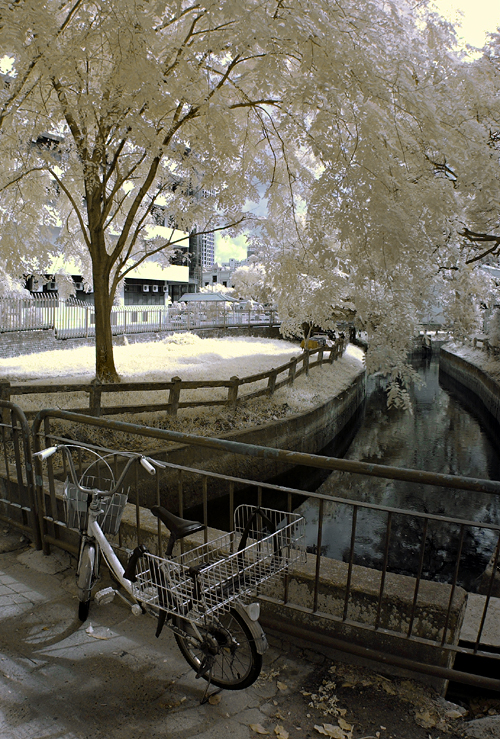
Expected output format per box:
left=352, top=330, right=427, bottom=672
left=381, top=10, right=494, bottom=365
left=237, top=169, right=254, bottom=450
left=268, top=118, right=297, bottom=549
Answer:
left=33, top=443, right=164, bottom=497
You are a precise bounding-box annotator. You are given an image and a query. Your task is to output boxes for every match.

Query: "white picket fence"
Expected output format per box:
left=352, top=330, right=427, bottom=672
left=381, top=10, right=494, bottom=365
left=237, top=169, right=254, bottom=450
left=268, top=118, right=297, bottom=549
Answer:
left=0, top=297, right=278, bottom=339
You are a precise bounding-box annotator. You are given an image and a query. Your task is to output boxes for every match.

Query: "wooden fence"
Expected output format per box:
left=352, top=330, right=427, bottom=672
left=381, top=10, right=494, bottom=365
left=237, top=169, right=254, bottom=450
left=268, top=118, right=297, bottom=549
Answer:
left=0, top=338, right=347, bottom=419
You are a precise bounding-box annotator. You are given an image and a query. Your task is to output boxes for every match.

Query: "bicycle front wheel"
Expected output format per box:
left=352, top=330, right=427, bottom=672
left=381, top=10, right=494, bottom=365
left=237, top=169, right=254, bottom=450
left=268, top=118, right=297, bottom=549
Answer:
left=76, top=541, right=97, bottom=622
left=174, top=608, right=262, bottom=690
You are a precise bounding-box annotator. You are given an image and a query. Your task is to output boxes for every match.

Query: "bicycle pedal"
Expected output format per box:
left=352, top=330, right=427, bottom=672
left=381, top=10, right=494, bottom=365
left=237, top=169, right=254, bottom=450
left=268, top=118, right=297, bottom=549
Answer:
left=94, top=587, right=116, bottom=605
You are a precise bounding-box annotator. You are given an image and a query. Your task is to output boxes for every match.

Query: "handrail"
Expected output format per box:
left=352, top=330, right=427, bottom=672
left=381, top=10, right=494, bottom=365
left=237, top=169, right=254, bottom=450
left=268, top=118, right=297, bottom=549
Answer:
left=3, top=338, right=347, bottom=418
left=31, top=403, right=500, bottom=495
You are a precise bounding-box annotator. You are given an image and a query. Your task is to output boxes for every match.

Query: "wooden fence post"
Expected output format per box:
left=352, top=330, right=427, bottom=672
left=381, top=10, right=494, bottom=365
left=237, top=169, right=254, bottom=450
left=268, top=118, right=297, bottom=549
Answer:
left=318, top=347, right=324, bottom=364
left=228, top=376, right=239, bottom=406
left=304, top=351, right=310, bottom=376
left=288, top=357, right=297, bottom=384
left=89, top=380, right=102, bottom=417
left=267, top=369, right=278, bottom=395
left=168, top=376, right=181, bottom=416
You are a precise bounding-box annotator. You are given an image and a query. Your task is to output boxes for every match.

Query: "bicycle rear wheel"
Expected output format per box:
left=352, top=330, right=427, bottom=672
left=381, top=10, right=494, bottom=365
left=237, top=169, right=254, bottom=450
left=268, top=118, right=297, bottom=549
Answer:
left=174, top=608, right=262, bottom=690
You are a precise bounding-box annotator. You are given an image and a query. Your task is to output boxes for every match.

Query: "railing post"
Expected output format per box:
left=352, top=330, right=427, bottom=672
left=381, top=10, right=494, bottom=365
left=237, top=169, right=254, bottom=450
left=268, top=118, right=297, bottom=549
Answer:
left=288, top=357, right=297, bottom=384
left=89, top=379, right=102, bottom=417
left=329, top=345, right=336, bottom=363
left=168, top=376, right=181, bottom=416
left=318, top=347, right=324, bottom=364
left=0, top=380, right=11, bottom=424
left=267, top=368, right=278, bottom=395
left=228, top=376, right=239, bottom=406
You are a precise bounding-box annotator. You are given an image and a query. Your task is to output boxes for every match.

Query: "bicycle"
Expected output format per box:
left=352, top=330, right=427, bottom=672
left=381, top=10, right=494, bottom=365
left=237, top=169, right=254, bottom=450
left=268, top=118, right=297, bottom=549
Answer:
left=34, top=443, right=305, bottom=697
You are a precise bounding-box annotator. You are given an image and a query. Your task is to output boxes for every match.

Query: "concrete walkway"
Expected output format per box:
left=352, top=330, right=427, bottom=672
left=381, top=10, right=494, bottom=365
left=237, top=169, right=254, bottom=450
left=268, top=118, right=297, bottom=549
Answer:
left=2, top=536, right=498, bottom=739
left=0, top=540, right=318, bottom=739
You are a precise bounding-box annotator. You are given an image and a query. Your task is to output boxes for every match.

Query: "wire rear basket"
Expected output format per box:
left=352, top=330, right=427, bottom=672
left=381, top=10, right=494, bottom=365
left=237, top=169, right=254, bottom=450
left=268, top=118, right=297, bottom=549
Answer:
left=64, top=476, right=128, bottom=535
left=132, top=505, right=305, bottom=624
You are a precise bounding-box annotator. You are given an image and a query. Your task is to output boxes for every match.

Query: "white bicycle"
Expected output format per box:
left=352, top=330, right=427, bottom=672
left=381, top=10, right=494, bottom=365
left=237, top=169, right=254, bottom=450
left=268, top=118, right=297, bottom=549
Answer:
left=34, top=444, right=305, bottom=694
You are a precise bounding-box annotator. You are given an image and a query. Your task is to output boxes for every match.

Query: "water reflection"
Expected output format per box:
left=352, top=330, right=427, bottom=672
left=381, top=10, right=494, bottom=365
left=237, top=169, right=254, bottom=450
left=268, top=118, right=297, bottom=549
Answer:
left=297, top=355, right=500, bottom=590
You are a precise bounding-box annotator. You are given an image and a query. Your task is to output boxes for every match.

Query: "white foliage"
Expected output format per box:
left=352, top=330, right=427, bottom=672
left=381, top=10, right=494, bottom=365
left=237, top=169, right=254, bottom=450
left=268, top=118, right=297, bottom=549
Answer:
left=0, top=0, right=497, bottom=382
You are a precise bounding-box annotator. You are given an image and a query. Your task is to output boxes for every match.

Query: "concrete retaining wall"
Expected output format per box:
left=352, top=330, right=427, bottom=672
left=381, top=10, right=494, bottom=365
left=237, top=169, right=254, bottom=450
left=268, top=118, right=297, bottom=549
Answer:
left=439, top=346, right=500, bottom=596
left=130, top=369, right=366, bottom=509
left=440, top=346, right=500, bottom=425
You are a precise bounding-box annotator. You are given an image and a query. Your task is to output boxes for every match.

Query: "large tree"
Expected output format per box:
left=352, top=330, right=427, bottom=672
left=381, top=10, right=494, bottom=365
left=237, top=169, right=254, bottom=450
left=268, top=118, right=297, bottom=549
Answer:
left=0, top=0, right=493, bottom=386
left=254, top=5, right=497, bottom=392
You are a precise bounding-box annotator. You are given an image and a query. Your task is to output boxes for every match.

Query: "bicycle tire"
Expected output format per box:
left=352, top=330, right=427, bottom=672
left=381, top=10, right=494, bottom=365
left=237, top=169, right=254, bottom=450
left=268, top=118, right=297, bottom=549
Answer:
left=174, top=608, right=262, bottom=690
left=76, top=542, right=96, bottom=622
left=78, top=599, right=91, bottom=622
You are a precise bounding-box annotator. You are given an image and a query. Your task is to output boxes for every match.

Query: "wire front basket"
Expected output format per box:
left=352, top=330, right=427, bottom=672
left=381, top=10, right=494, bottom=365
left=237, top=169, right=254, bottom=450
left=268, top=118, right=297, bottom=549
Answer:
left=64, top=476, right=128, bottom=535
left=133, top=505, right=305, bottom=624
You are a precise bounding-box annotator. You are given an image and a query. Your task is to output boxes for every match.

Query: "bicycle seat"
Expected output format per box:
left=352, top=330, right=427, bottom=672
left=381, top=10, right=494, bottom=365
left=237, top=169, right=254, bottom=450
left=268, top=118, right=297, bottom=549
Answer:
left=151, top=505, right=204, bottom=540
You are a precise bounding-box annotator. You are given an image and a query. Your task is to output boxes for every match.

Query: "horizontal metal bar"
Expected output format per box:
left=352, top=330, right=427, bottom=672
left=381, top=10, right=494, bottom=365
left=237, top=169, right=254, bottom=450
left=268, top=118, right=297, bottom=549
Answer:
left=0, top=513, right=32, bottom=535
left=261, top=615, right=500, bottom=692
left=32, top=407, right=500, bottom=495
left=261, top=595, right=500, bottom=658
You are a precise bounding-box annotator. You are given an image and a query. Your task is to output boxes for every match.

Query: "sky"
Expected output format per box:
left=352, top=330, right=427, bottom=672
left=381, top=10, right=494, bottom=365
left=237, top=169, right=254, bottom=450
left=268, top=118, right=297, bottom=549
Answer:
left=433, top=0, right=499, bottom=48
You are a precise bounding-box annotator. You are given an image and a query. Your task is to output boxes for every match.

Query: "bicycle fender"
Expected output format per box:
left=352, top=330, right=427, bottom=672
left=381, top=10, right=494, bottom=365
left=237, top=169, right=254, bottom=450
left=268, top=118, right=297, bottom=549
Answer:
left=232, top=603, right=268, bottom=655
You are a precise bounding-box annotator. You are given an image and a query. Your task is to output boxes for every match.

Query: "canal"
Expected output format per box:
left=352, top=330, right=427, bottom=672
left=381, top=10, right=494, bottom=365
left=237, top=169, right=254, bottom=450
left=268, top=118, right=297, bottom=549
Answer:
left=186, top=349, right=500, bottom=591
left=297, top=352, right=500, bottom=590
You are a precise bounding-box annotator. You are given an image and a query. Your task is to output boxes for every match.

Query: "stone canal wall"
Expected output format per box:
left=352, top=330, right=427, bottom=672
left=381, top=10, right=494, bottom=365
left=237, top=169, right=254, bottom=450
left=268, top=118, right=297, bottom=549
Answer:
left=439, top=345, right=500, bottom=598
left=439, top=346, right=500, bottom=425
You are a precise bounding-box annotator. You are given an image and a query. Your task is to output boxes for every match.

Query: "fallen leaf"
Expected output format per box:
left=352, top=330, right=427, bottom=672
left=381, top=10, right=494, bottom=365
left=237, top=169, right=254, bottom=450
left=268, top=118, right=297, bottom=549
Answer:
left=415, top=710, right=437, bottom=729
left=250, top=724, right=270, bottom=735
left=445, top=709, right=466, bottom=720
left=208, top=694, right=221, bottom=705
left=338, top=718, right=353, bottom=732
left=276, top=681, right=288, bottom=691
left=314, top=725, right=346, bottom=739
left=381, top=682, right=396, bottom=695
left=274, top=725, right=289, bottom=739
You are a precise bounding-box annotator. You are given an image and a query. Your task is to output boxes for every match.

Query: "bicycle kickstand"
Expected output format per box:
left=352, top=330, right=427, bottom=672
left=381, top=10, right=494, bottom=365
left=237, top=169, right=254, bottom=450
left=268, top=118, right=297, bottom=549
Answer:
left=200, top=670, right=222, bottom=706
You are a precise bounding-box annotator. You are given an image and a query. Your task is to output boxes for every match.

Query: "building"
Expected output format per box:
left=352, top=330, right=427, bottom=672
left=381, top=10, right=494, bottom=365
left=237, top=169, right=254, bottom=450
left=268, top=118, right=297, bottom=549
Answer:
left=202, top=256, right=249, bottom=289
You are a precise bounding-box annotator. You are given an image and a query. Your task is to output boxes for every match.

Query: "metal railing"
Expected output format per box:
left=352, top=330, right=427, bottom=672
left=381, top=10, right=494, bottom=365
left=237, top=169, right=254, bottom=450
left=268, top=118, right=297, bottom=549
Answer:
left=22, top=407, right=500, bottom=693
left=2, top=401, right=500, bottom=690
left=473, top=336, right=500, bottom=357
left=2, top=338, right=346, bottom=418
left=0, top=296, right=279, bottom=338
left=0, top=401, right=41, bottom=548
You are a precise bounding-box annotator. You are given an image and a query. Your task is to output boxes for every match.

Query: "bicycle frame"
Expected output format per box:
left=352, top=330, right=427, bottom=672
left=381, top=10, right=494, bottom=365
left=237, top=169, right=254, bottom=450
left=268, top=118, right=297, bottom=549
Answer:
left=87, top=508, right=133, bottom=592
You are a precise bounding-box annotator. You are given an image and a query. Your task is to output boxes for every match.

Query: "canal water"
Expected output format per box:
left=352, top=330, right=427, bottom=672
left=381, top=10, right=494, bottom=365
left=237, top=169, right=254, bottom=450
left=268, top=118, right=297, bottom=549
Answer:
left=296, top=352, right=500, bottom=590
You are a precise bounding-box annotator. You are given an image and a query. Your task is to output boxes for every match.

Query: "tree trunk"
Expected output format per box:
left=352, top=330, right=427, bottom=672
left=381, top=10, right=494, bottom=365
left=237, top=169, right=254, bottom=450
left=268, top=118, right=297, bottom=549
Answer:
left=92, top=267, right=120, bottom=383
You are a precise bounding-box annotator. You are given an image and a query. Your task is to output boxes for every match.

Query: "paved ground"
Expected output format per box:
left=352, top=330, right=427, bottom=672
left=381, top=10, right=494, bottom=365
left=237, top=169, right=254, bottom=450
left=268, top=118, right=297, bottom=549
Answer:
left=1, top=533, right=499, bottom=739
